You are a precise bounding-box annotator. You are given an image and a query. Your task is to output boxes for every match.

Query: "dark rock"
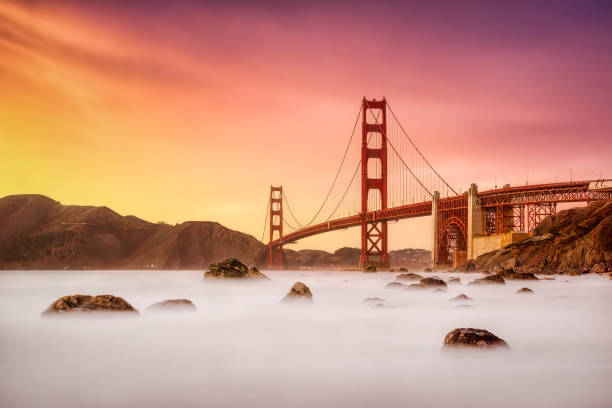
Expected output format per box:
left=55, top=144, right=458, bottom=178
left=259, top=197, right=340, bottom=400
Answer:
left=449, top=294, right=473, bottom=302
left=433, top=288, right=446, bottom=293
left=204, top=258, right=269, bottom=279
left=442, top=328, right=510, bottom=350
left=145, top=299, right=196, bottom=313
left=363, top=297, right=385, bottom=304
left=364, top=263, right=377, bottom=273
left=419, top=277, right=447, bottom=288
left=42, top=294, right=138, bottom=316
left=395, top=273, right=423, bottom=282
left=517, top=287, right=534, bottom=294
left=499, top=270, right=539, bottom=280
left=281, top=282, right=313, bottom=303
left=385, top=281, right=406, bottom=289
left=399, top=267, right=408, bottom=272
left=471, top=274, right=505, bottom=285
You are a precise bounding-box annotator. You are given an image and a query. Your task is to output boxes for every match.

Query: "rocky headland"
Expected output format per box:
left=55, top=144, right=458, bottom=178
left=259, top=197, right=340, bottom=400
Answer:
left=461, top=201, right=611, bottom=275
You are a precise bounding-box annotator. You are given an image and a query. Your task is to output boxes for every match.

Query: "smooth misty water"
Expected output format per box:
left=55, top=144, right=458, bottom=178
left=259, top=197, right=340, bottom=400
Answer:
left=0, top=270, right=611, bottom=408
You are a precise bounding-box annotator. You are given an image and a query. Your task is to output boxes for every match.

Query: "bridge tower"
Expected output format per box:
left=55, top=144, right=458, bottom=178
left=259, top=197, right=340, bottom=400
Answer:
left=359, top=98, right=390, bottom=269
left=268, top=186, right=284, bottom=268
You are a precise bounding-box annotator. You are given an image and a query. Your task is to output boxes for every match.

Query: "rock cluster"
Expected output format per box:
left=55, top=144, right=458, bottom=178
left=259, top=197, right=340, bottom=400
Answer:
left=442, top=328, right=510, bottom=351
left=42, top=294, right=138, bottom=316
left=204, top=258, right=269, bottom=280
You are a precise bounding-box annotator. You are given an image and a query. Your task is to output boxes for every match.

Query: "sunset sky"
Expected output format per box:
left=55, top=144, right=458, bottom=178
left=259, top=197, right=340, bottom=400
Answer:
left=1, top=0, right=611, bottom=251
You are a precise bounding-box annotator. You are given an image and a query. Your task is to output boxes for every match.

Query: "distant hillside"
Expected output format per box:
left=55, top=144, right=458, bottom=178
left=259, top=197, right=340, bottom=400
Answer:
left=0, top=194, right=431, bottom=270
left=0, top=195, right=266, bottom=269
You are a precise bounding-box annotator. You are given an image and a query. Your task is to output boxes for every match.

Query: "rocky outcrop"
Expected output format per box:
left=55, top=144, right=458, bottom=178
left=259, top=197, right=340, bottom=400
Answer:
left=465, top=201, right=612, bottom=275
left=281, top=282, right=313, bottom=303
left=517, top=287, right=534, bottom=294
left=395, top=273, right=423, bottom=282
left=42, top=294, right=138, bottom=315
left=470, top=274, right=505, bottom=285
left=204, top=258, right=269, bottom=279
left=0, top=195, right=267, bottom=270
left=282, top=247, right=430, bottom=269
left=498, top=270, right=538, bottom=280
left=442, top=328, right=509, bottom=351
left=145, top=299, right=197, bottom=313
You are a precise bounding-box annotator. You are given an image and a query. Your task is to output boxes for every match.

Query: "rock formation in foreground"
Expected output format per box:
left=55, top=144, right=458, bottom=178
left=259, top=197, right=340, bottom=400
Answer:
left=442, top=328, right=509, bottom=351
left=42, top=294, right=138, bottom=316
left=145, top=299, right=197, bottom=313
left=463, top=201, right=611, bottom=275
left=281, top=282, right=313, bottom=303
left=204, top=258, right=269, bottom=280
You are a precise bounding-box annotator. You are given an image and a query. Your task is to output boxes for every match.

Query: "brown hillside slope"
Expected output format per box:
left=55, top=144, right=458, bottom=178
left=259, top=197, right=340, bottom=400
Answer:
left=0, top=195, right=266, bottom=269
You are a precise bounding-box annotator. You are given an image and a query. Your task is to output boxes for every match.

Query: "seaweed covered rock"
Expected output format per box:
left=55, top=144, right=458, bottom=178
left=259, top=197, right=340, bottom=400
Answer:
left=442, top=328, right=509, bottom=351
left=42, top=294, right=138, bottom=316
left=204, top=258, right=269, bottom=280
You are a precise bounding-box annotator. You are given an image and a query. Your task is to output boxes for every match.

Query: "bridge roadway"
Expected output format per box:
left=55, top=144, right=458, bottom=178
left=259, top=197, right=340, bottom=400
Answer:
left=270, top=180, right=612, bottom=247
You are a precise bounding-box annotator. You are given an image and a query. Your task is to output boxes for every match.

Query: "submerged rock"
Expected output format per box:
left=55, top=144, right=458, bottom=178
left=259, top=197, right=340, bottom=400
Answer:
left=449, top=294, right=473, bottom=302
left=433, top=288, right=446, bottom=293
left=498, top=270, right=539, bottom=280
left=442, top=328, right=509, bottom=351
left=471, top=274, right=505, bottom=285
left=447, top=277, right=461, bottom=284
left=42, top=294, right=138, bottom=316
left=385, top=281, right=406, bottom=289
left=419, top=277, right=447, bottom=288
left=145, top=299, right=197, bottom=314
left=204, top=258, right=269, bottom=280
left=362, top=297, right=386, bottom=304
left=517, top=287, right=534, bottom=294
left=281, top=282, right=313, bottom=303
left=395, top=273, right=423, bottom=282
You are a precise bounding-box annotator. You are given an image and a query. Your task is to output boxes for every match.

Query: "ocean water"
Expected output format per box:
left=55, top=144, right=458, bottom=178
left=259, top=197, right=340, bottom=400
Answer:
left=0, top=269, right=610, bottom=408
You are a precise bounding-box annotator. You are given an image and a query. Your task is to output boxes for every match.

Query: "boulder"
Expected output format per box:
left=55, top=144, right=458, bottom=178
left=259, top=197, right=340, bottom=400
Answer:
left=517, top=287, right=534, bottom=294
left=447, top=277, right=461, bottom=284
left=145, top=299, right=197, bottom=314
left=499, top=270, right=538, bottom=280
left=42, top=294, right=138, bottom=316
left=281, top=282, right=313, bottom=303
left=395, top=273, right=423, bottom=282
left=471, top=274, right=505, bottom=285
left=442, top=328, right=510, bottom=351
left=204, top=258, right=269, bottom=279
left=419, top=277, right=447, bottom=288
left=364, top=263, right=377, bottom=273
left=385, top=281, right=406, bottom=289
left=449, top=294, right=473, bottom=302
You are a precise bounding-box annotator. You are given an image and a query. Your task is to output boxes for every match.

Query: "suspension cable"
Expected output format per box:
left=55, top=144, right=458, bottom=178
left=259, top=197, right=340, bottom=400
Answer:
left=386, top=101, right=458, bottom=195
left=282, top=189, right=304, bottom=229
left=260, top=194, right=270, bottom=243
left=301, top=105, right=362, bottom=227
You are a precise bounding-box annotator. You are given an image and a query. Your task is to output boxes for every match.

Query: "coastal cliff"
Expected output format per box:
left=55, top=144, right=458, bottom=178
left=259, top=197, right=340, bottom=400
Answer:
left=464, top=200, right=611, bottom=274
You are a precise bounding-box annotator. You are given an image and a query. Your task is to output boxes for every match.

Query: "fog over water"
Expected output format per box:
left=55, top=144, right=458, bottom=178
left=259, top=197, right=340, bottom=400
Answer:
left=1, top=270, right=611, bottom=408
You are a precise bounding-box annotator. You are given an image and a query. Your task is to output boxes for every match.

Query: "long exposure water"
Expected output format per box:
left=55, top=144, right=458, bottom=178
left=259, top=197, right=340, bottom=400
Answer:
left=1, top=270, right=610, bottom=408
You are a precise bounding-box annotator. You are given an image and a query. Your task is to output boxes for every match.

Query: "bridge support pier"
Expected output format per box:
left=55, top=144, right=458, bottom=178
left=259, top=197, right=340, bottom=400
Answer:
left=467, top=183, right=484, bottom=260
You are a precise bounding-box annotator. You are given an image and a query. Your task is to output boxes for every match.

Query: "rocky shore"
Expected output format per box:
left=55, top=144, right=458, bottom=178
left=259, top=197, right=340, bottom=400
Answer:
left=460, top=201, right=611, bottom=275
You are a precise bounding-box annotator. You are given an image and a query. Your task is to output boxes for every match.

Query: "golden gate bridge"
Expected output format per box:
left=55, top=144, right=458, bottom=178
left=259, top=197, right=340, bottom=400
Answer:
left=261, top=98, right=612, bottom=269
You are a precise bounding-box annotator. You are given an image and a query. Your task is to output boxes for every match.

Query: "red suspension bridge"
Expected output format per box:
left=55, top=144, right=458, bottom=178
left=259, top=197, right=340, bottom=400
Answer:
left=262, top=98, right=612, bottom=269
